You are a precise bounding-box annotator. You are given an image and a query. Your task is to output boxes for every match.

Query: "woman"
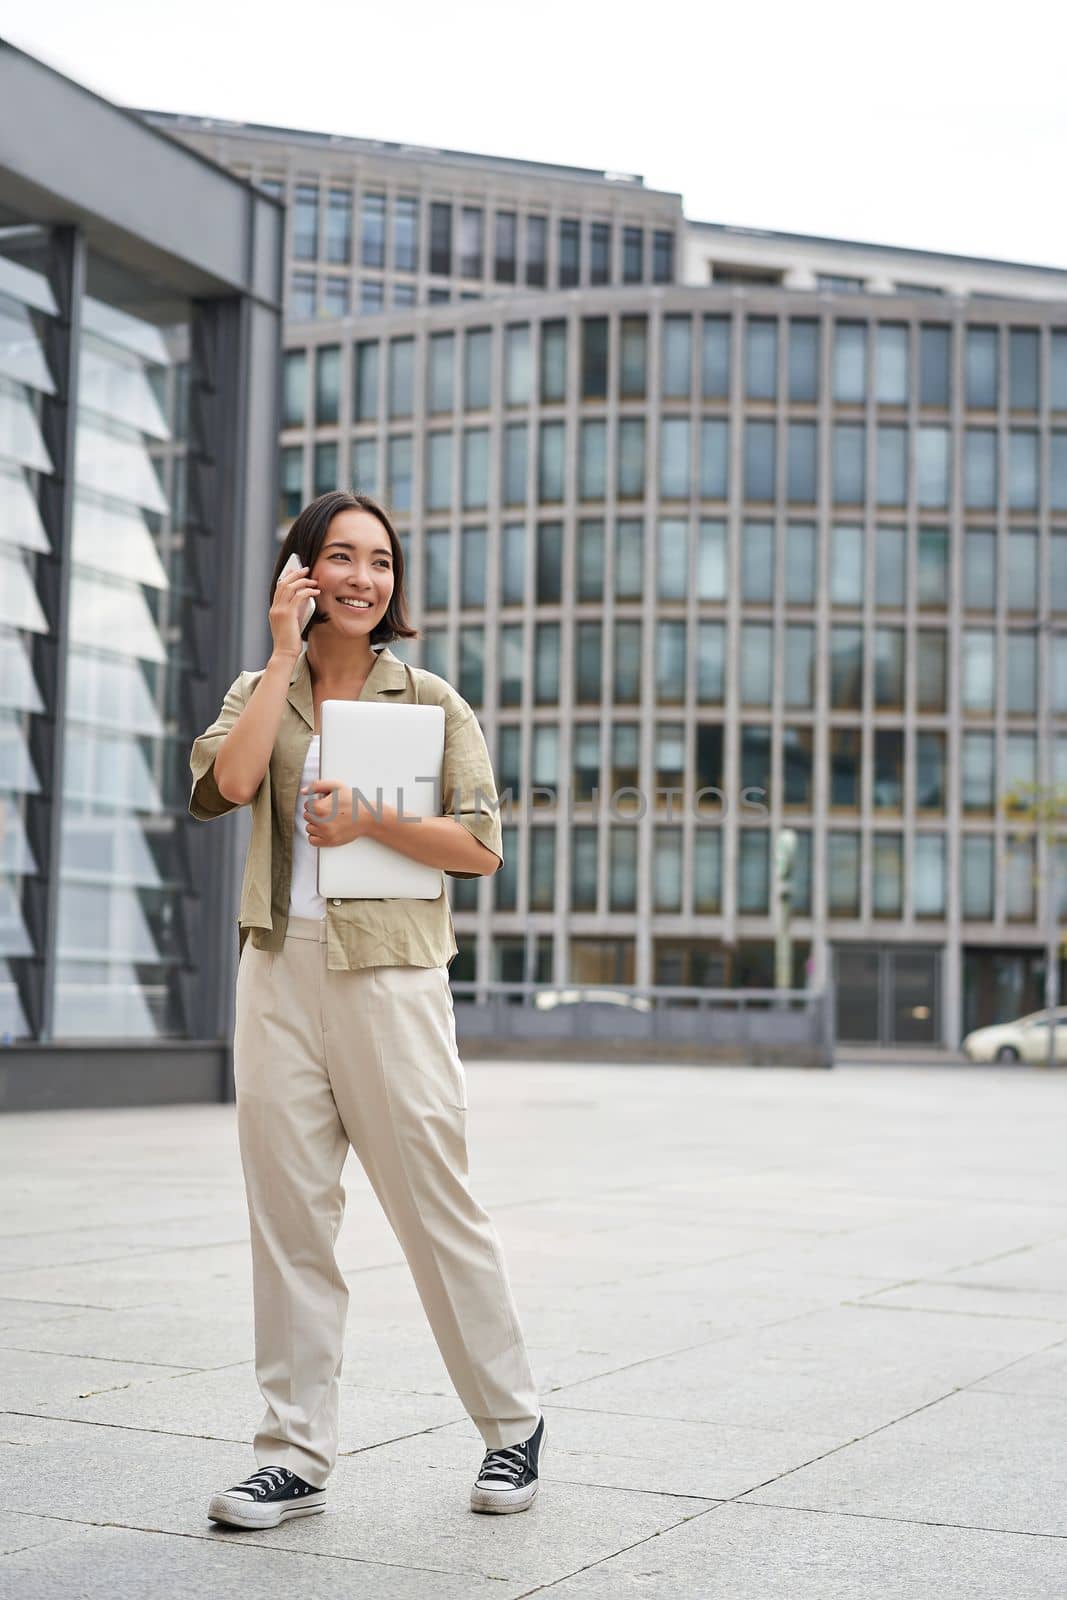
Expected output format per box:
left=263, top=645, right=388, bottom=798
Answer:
left=189, top=490, right=545, bottom=1529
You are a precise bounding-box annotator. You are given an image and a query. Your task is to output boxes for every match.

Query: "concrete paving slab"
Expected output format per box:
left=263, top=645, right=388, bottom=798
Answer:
left=536, top=1500, right=1067, bottom=1599
left=1, top=1346, right=194, bottom=1414
left=0, top=1522, right=518, bottom=1599
left=970, top=1338, right=1067, bottom=1398
left=743, top=1387, right=1067, bottom=1536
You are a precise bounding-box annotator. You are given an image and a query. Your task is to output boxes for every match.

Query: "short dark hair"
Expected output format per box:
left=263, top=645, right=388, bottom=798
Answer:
left=270, top=491, right=418, bottom=646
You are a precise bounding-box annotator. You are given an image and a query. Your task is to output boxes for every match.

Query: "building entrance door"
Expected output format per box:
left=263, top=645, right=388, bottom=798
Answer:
left=833, top=944, right=942, bottom=1046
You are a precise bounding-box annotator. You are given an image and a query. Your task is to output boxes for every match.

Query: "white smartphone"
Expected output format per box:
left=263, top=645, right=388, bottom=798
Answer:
left=278, top=551, right=317, bottom=631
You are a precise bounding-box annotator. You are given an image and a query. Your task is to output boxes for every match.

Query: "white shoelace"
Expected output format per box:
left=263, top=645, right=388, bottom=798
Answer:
left=236, top=1466, right=289, bottom=1498
left=478, top=1444, right=526, bottom=1487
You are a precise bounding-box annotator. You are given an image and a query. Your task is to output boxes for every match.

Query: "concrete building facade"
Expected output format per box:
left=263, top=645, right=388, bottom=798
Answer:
left=145, top=111, right=1067, bottom=1053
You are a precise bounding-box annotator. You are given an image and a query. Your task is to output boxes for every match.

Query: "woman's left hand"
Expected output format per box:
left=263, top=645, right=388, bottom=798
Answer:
left=302, top=782, right=400, bottom=847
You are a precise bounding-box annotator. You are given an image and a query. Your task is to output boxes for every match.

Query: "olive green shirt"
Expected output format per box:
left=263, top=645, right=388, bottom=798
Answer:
left=188, top=644, right=503, bottom=971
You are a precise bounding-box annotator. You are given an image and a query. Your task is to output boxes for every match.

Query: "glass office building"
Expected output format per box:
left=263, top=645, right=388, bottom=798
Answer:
left=148, top=113, right=1067, bottom=1053
left=1, top=50, right=282, bottom=1106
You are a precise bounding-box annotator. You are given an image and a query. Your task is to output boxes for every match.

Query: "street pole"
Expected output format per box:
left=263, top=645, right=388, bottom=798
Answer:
left=1038, top=618, right=1062, bottom=1068
left=775, top=828, right=797, bottom=994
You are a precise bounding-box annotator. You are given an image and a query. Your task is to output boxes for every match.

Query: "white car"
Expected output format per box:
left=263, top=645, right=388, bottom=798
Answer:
left=534, top=988, right=652, bottom=1013
left=961, top=1007, right=1067, bottom=1064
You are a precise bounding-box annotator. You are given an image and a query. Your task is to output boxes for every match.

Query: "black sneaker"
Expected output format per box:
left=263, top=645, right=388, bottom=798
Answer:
left=208, top=1465, right=326, bottom=1529
left=470, top=1414, right=547, bottom=1514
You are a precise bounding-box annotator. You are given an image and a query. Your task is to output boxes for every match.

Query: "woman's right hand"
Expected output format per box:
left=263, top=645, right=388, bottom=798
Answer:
left=269, top=565, right=320, bottom=659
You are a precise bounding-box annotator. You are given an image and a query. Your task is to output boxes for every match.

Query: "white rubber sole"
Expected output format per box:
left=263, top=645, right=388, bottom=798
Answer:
left=469, top=1433, right=547, bottom=1515
left=207, top=1492, right=326, bottom=1530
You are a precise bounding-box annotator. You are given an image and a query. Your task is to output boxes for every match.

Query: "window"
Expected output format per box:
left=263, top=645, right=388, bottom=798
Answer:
left=702, top=315, right=731, bottom=397
left=424, top=528, right=450, bottom=610
left=783, top=726, right=813, bottom=807
left=830, top=524, right=863, bottom=605
left=613, top=620, right=642, bottom=703
left=1008, top=430, right=1038, bottom=509
left=361, top=191, right=386, bottom=269
left=351, top=437, right=377, bottom=497
left=579, top=419, right=607, bottom=501
left=877, top=425, right=907, bottom=506
left=914, top=835, right=946, bottom=918
left=662, top=315, right=691, bottom=397
left=744, top=420, right=775, bottom=500
left=964, top=529, right=996, bottom=609
left=460, top=206, right=484, bottom=278
left=965, top=327, right=998, bottom=408
left=322, top=278, right=348, bottom=317
left=827, top=832, right=860, bottom=915
left=740, top=622, right=772, bottom=705
left=505, top=324, right=531, bottom=406
left=917, top=426, right=950, bottom=507
left=461, top=526, right=487, bottom=609
left=917, top=526, right=948, bottom=608
left=540, top=320, right=567, bottom=403
left=830, top=728, right=861, bottom=808
left=290, top=273, right=315, bottom=320
left=829, top=626, right=862, bottom=708
left=314, top=346, right=340, bottom=426
left=1006, top=631, right=1036, bottom=712
left=962, top=836, right=994, bottom=919
left=577, top=518, right=604, bottom=601
left=872, top=835, right=903, bottom=917
left=876, top=526, right=906, bottom=607
left=571, top=826, right=598, bottom=910
left=354, top=340, right=379, bottom=421
left=738, top=830, right=770, bottom=913
left=525, top=214, right=547, bottom=286
left=581, top=317, right=609, bottom=400
left=741, top=521, right=774, bottom=604
left=876, top=324, right=909, bottom=404
left=429, top=202, right=452, bottom=276
left=919, top=324, right=951, bottom=407
left=617, top=417, right=646, bottom=498
left=494, top=211, right=517, bottom=283
left=746, top=317, right=777, bottom=400
left=652, top=230, right=674, bottom=283
left=590, top=221, right=611, bottom=284
left=833, top=322, right=867, bottom=402
left=615, top=518, right=643, bottom=599
left=818, top=273, right=865, bottom=292
left=660, top=418, right=690, bottom=498
left=280, top=445, right=303, bottom=519
left=559, top=217, right=580, bottom=287
left=1052, top=331, right=1067, bottom=409
left=693, top=829, right=722, bottom=911
left=701, top=420, right=729, bottom=500
left=293, top=183, right=318, bottom=259
left=536, top=521, right=563, bottom=603
left=575, top=622, right=603, bottom=704
left=386, top=435, right=412, bottom=513
left=425, top=431, right=452, bottom=512
left=697, top=621, right=726, bottom=703
left=503, top=423, right=527, bottom=506
left=658, top=517, right=689, bottom=600
left=502, top=620, right=524, bottom=704
left=916, top=731, right=945, bottom=810
left=282, top=349, right=307, bottom=429
left=359, top=279, right=384, bottom=315
left=833, top=423, right=865, bottom=503
left=1007, top=530, right=1038, bottom=611
left=622, top=226, right=643, bottom=282
left=917, top=630, right=947, bottom=710
left=610, top=826, right=638, bottom=909
left=874, top=728, right=904, bottom=807
left=785, top=522, right=816, bottom=604
left=428, top=332, right=454, bottom=413
left=458, top=624, right=484, bottom=707
left=1009, top=328, right=1039, bottom=409
left=393, top=195, right=418, bottom=272
left=388, top=338, right=414, bottom=419
left=874, top=629, right=904, bottom=709
left=964, top=428, right=997, bottom=508
left=530, top=827, right=557, bottom=909
left=788, top=319, right=819, bottom=402
left=500, top=526, right=525, bottom=606
left=654, top=829, right=683, bottom=911
left=464, top=328, right=492, bottom=410
left=535, top=621, right=561, bottom=703
left=787, top=421, right=817, bottom=502
left=325, top=187, right=352, bottom=264
left=620, top=315, right=647, bottom=398
left=538, top=422, right=565, bottom=503
left=697, top=518, right=726, bottom=599
left=962, top=629, right=995, bottom=711
left=783, top=624, right=819, bottom=707
left=462, top=428, right=489, bottom=509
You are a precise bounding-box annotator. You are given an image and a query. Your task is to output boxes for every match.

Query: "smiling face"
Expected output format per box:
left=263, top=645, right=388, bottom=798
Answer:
left=310, top=508, right=396, bottom=632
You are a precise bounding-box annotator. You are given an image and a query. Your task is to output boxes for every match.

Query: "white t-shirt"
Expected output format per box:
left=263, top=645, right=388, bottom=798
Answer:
left=289, top=733, right=326, bottom=919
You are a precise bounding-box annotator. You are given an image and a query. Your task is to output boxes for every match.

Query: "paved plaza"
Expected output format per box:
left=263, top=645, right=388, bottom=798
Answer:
left=1, top=1059, right=1065, bottom=1598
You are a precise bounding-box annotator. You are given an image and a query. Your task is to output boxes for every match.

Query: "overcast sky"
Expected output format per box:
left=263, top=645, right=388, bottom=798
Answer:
left=4, top=0, right=1066, bottom=270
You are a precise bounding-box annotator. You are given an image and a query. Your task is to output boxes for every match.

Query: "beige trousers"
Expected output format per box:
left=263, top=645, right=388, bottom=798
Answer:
left=232, top=915, right=540, bottom=1489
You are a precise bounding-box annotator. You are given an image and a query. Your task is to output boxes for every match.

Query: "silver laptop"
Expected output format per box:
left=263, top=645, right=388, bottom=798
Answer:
left=317, top=700, right=446, bottom=900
